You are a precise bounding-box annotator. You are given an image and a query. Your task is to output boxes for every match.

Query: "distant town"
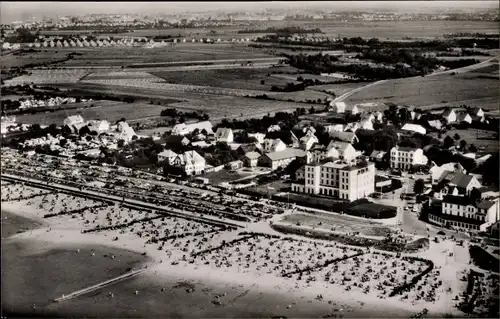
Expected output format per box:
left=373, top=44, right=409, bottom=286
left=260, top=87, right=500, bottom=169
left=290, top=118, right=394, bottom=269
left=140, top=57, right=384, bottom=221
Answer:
left=1, top=1, right=499, bottom=318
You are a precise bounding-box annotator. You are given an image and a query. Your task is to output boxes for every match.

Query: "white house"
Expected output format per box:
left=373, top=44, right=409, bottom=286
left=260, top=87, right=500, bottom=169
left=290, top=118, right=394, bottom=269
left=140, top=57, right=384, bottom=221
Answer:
left=401, top=123, right=427, bottom=135
left=389, top=146, right=428, bottom=170
left=214, top=127, right=234, bottom=143
left=327, top=141, right=359, bottom=163
left=457, top=112, right=472, bottom=124
left=248, top=132, right=266, bottom=144
left=300, top=134, right=319, bottom=151
left=243, top=151, right=260, bottom=167
left=351, top=105, right=360, bottom=115
left=441, top=109, right=457, bottom=124
left=87, top=120, right=110, bottom=134
left=262, top=138, right=286, bottom=153
left=358, top=119, right=374, bottom=130
left=267, top=124, right=281, bottom=133
left=428, top=195, right=499, bottom=233
left=470, top=107, right=484, bottom=118
left=430, top=162, right=466, bottom=184
left=160, top=150, right=206, bottom=175
left=329, top=101, right=346, bottom=113
left=63, top=115, right=85, bottom=127
left=171, top=121, right=213, bottom=136
left=325, top=124, right=344, bottom=133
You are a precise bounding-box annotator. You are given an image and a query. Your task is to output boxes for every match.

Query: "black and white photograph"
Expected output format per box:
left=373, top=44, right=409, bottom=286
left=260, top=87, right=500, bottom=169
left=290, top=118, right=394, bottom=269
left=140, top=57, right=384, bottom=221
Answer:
left=1, top=1, right=499, bottom=318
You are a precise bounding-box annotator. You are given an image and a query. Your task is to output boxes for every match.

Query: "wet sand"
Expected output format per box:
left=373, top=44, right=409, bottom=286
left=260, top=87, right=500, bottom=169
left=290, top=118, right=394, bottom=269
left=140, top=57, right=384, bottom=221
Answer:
left=2, top=237, right=149, bottom=316
left=1, top=209, right=45, bottom=239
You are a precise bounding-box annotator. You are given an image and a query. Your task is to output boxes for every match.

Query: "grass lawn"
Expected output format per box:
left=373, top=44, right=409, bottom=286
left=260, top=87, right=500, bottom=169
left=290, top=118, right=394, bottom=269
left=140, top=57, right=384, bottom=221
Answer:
left=280, top=212, right=393, bottom=237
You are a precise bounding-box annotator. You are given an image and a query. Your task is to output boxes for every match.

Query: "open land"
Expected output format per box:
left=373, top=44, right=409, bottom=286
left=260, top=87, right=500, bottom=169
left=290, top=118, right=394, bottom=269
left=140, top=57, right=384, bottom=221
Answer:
left=343, top=72, right=499, bottom=111
left=14, top=101, right=170, bottom=126
left=57, top=21, right=500, bottom=40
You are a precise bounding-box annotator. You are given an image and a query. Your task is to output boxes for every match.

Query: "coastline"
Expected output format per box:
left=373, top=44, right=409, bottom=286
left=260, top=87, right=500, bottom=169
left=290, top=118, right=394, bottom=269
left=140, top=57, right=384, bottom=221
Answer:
left=1, top=189, right=465, bottom=318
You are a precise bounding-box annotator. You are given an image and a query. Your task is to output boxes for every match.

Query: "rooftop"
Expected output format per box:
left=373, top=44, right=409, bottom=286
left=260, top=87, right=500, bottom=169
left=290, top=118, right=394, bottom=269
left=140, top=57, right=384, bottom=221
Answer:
left=265, top=148, right=306, bottom=161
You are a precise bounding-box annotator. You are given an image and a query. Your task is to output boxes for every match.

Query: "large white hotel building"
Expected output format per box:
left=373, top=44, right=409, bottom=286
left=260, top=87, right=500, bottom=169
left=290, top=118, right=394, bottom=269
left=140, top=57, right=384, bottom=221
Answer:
left=291, top=159, right=375, bottom=201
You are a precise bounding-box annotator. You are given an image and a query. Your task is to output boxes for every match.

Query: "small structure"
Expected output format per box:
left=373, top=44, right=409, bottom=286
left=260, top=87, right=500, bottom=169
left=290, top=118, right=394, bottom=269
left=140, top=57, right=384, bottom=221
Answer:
left=401, top=123, right=427, bottom=135
left=243, top=151, right=260, bottom=167
left=214, top=127, right=234, bottom=143
left=226, top=160, right=243, bottom=170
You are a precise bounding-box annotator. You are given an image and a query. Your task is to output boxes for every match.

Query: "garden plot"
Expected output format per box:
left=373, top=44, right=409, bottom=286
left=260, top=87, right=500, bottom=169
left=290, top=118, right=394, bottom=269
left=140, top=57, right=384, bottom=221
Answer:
left=186, top=235, right=362, bottom=278
left=4, top=69, right=90, bottom=86
left=83, top=71, right=165, bottom=81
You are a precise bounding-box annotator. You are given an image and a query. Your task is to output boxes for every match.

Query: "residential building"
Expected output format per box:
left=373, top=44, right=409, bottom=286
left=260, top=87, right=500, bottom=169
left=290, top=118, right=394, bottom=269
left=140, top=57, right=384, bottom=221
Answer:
left=259, top=148, right=306, bottom=170
left=329, top=131, right=359, bottom=144
left=262, top=138, right=286, bottom=153
left=171, top=121, right=213, bottom=136
left=326, top=141, right=359, bottom=162
left=243, top=151, right=260, bottom=167
left=427, top=120, right=442, bottom=130
left=430, top=162, right=466, bottom=184
left=329, top=101, right=346, bottom=113
left=401, top=123, right=426, bottom=135
left=226, top=160, right=243, bottom=170
left=351, top=105, right=360, bottom=115
left=389, top=146, right=428, bottom=170
left=325, top=124, right=344, bottom=133
left=160, top=150, right=206, bottom=175
left=369, top=150, right=387, bottom=163
left=63, top=115, right=85, bottom=127
left=437, top=171, right=482, bottom=196
left=428, top=195, right=499, bottom=232
left=236, top=144, right=262, bottom=157
left=214, top=127, right=234, bottom=143
left=358, top=119, right=374, bottom=130
left=87, top=120, right=110, bottom=134
left=267, top=124, right=281, bottom=132
left=457, top=112, right=472, bottom=124
left=300, top=134, right=319, bottom=151
left=291, top=159, right=375, bottom=201
left=470, top=107, right=484, bottom=118
left=441, top=109, right=457, bottom=124
left=248, top=132, right=265, bottom=144
left=344, top=122, right=360, bottom=132
left=1, top=116, right=16, bottom=134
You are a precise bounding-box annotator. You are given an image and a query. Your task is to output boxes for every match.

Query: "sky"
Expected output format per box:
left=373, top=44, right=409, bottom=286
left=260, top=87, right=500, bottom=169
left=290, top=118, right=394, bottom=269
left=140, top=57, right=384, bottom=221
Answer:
left=1, top=1, right=498, bottom=23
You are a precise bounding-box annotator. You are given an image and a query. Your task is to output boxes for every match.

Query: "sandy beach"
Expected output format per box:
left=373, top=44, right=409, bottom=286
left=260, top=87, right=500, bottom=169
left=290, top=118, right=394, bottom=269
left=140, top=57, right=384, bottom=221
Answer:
left=0, top=181, right=480, bottom=318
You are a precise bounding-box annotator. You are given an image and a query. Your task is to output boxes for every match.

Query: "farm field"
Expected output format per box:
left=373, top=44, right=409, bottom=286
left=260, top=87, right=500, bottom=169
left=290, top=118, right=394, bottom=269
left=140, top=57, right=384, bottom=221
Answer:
left=343, top=73, right=499, bottom=110
left=307, top=81, right=369, bottom=97
left=55, top=44, right=273, bottom=67
left=14, top=101, right=168, bottom=126
left=52, top=82, right=313, bottom=119
left=152, top=67, right=300, bottom=91
left=4, top=69, right=90, bottom=86
left=1, top=51, right=70, bottom=69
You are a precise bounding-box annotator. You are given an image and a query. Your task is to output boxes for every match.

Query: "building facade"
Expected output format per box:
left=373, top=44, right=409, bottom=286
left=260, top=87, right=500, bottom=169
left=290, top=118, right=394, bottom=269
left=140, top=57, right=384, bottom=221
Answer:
left=390, top=146, right=427, bottom=170
left=291, top=160, right=375, bottom=201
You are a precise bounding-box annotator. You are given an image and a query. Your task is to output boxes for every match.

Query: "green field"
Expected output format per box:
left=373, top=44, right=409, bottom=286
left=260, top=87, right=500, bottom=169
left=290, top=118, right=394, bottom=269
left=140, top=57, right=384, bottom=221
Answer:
left=15, top=101, right=168, bottom=126
left=54, top=44, right=273, bottom=67
left=344, top=72, right=499, bottom=110
left=1, top=50, right=70, bottom=69
left=151, top=67, right=300, bottom=91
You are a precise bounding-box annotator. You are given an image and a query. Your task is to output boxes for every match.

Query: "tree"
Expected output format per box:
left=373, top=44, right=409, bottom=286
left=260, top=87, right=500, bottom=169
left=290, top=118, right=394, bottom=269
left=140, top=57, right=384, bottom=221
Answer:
left=85, top=135, right=93, bottom=141
left=468, top=144, right=478, bottom=153
left=459, top=139, right=467, bottom=150
left=117, top=139, right=125, bottom=148
left=260, top=80, right=265, bottom=85
left=79, top=125, right=91, bottom=136
left=413, top=179, right=425, bottom=194
left=453, top=133, right=461, bottom=141
left=443, top=136, right=454, bottom=148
